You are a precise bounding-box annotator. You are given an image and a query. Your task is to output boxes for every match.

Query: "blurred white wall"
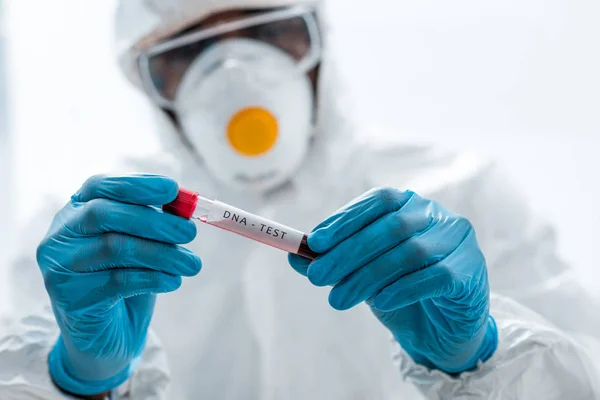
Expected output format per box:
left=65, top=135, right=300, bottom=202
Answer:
left=4, top=0, right=600, bottom=297
left=6, top=0, right=160, bottom=227
left=0, top=0, right=13, bottom=311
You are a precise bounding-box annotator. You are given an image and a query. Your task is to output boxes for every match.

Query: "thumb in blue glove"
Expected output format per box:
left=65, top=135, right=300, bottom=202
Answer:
left=289, top=187, right=497, bottom=374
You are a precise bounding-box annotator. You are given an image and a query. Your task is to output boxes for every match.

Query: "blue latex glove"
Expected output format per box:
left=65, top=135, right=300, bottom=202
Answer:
left=36, top=174, right=202, bottom=396
left=289, top=187, right=497, bottom=374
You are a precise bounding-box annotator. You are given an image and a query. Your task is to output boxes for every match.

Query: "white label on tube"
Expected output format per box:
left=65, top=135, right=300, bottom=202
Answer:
left=204, top=201, right=304, bottom=253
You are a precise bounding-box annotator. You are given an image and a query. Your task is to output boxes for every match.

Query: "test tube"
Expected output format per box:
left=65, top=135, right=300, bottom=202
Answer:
left=162, top=188, right=318, bottom=260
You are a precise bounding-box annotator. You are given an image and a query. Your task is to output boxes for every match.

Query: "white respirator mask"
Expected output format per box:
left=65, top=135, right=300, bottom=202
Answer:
left=174, top=38, right=315, bottom=192
left=136, top=6, right=321, bottom=192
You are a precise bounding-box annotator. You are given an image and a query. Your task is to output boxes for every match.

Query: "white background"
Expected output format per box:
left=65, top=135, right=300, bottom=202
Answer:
left=2, top=0, right=599, bottom=314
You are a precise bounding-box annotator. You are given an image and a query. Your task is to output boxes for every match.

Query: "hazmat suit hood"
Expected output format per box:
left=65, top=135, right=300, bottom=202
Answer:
left=114, top=0, right=358, bottom=195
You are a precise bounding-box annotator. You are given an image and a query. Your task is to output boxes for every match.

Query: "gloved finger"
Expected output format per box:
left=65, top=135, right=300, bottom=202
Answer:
left=328, top=216, right=472, bottom=309
left=372, top=265, right=455, bottom=311
left=101, top=269, right=183, bottom=305
left=65, top=198, right=197, bottom=243
left=288, top=253, right=311, bottom=276
left=72, top=174, right=179, bottom=206
left=52, top=269, right=182, bottom=309
left=306, top=198, right=432, bottom=287
left=67, top=233, right=202, bottom=276
left=308, top=188, right=415, bottom=254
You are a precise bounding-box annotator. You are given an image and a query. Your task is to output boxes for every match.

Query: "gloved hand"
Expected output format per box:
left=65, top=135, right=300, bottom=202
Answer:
left=36, top=174, right=202, bottom=396
left=289, top=187, right=497, bottom=374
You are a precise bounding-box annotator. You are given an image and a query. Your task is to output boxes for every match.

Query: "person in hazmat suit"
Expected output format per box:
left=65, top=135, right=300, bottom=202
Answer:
left=1, top=0, right=600, bottom=399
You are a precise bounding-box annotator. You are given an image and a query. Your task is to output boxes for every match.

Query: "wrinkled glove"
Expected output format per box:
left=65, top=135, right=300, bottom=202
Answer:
left=289, top=187, right=497, bottom=374
left=36, top=174, right=202, bottom=396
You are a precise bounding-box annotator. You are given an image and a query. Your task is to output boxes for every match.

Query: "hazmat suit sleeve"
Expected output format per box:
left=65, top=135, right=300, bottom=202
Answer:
left=0, top=309, right=169, bottom=400
left=359, top=139, right=600, bottom=398
left=0, top=204, right=171, bottom=399
left=392, top=294, right=599, bottom=399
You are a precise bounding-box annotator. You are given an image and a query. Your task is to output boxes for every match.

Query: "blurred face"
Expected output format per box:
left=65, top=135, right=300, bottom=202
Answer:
left=139, top=7, right=321, bottom=109
left=135, top=5, right=323, bottom=191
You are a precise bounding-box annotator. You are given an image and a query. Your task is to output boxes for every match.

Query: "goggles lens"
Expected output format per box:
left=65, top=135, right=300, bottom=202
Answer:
left=139, top=7, right=320, bottom=106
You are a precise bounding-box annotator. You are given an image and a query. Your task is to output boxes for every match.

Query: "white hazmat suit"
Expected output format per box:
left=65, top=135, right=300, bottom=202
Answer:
left=1, top=0, right=600, bottom=399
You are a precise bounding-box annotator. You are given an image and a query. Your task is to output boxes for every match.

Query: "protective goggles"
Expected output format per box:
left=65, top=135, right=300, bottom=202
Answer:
left=137, top=5, right=322, bottom=109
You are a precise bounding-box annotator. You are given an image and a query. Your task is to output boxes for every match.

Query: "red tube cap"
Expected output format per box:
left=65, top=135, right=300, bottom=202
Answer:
left=162, top=188, right=199, bottom=220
